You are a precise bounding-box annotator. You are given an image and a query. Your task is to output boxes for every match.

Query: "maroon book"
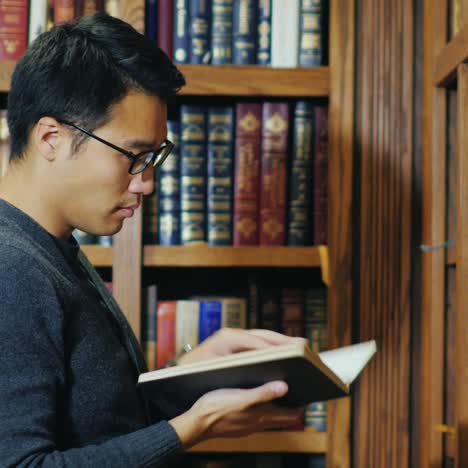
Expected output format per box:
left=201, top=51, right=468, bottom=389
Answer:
left=259, top=102, right=289, bottom=245
left=313, top=106, right=329, bottom=245
left=0, top=0, right=28, bottom=60
left=158, top=0, right=173, bottom=58
left=233, top=103, right=262, bottom=245
left=54, top=0, right=75, bottom=24
left=75, top=0, right=105, bottom=16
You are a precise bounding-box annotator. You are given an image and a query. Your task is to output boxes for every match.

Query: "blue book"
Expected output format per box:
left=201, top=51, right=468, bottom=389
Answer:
left=190, top=0, right=212, bottom=63
left=174, top=0, right=190, bottom=63
left=198, top=300, right=222, bottom=342
left=257, top=0, right=271, bottom=65
left=211, top=0, right=233, bottom=64
left=299, top=0, right=323, bottom=66
left=287, top=101, right=314, bottom=245
left=207, top=107, right=234, bottom=245
left=159, top=120, right=181, bottom=245
left=145, top=0, right=158, bottom=41
left=233, top=0, right=258, bottom=65
left=180, top=105, right=207, bottom=244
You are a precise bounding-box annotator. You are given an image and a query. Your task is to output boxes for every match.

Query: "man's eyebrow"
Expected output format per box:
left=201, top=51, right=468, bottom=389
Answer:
left=123, top=139, right=156, bottom=149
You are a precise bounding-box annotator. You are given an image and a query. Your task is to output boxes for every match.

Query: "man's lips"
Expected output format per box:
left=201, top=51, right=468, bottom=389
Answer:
left=117, top=203, right=140, bottom=217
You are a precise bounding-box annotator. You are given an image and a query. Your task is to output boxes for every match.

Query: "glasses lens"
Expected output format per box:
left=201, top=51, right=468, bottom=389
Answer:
left=130, top=151, right=154, bottom=175
left=153, top=142, right=174, bottom=168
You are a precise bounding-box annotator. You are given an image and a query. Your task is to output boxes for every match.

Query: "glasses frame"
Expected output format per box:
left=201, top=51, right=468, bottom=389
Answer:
left=58, top=119, right=174, bottom=175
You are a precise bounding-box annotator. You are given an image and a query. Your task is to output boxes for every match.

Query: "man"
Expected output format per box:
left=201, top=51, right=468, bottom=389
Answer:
left=0, top=12, right=304, bottom=467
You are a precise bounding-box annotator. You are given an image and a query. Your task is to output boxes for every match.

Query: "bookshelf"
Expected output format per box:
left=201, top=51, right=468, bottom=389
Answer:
left=421, top=0, right=468, bottom=466
left=81, top=245, right=112, bottom=267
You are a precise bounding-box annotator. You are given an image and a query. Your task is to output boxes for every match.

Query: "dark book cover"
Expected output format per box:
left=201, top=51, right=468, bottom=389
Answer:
left=0, top=0, right=28, bottom=60
left=259, top=102, right=289, bottom=245
left=143, top=184, right=159, bottom=244
left=158, top=0, right=174, bottom=57
left=233, top=103, right=262, bottom=245
left=281, top=288, right=305, bottom=338
left=145, top=0, right=158, bottom=41
left=211, top=0, right=233, bottom=65
left=233, top=0, right=258, bottom=65
left=189, top=0, right=212, bottom=64
left=260, top=287, right=281, bottom=332
left=299, top=0, right=323, bottom=67
left=257, top=0, right=271, bottom=65
left=174, top=0, right=189, bottom=63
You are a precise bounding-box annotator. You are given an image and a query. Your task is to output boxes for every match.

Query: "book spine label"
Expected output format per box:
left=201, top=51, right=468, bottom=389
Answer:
left=156, top=301, right=176, bottom=368
left=28, top=0, right=48, bottom=44
left=158, top=0, right=174, bottom=57
left=257, top=0, right=271, bottom=65
left=207, top=106, right=234, bottom=245
left=145, top=0, right=158, bottom=41
left=233, top=0, right=257, bottom=65
left=54, top=0, right=75, bottom=24
left=0, top=0, right=28, bottom=60
left=271, top=0, right=299, bottom=68
left=259, top=102, right=289, bottom=245
left=198, top=300, right=222, bottom=342
left=211, top=0, right=233, bottom=64
left=159, top=120, right=181, bottom=245
left=189, top=0, right=211, bottom=64
left=313, top=106, right=329, bottom=245
left=299, top=0, right=323, bottom=66
left=233, top=103, right=262, bottom=245
left=287, top=101, right=314, bottom=245
left=221, top=298, right=247, bottom=329
left=180, top=105, right=207, bottom=244
left=174, top=0, right=190, bottom=63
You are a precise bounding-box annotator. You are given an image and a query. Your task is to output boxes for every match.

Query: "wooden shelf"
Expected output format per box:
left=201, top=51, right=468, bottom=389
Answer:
left=433, top=23, right=468, bottom=87
left=446, top=244, right=456, bottom=267
left=81, top=245, right=112, bottom=267
left=143, top=245, right=323, bottom=268
left=189, top=431, right=327, bottom=453
left=0, top=60, right=15, bottom=93
left=178, top=64, right=330, bottom=96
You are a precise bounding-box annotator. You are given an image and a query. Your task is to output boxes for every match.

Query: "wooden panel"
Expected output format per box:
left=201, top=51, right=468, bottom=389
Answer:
left=354, top=0, right=413, bottom=467
left=113, top=210, right=143, bottom=341
left=0, top=60, right=15, bottom=93
left=105, top=0, right=144, bottom=33
left=456, top=62, right=468, bottom=468
left=327, top=0, right=354, bottom=466
left=81, top=245, right=112, bottom=267
left=143, top=245, right=322, bottom=268
left=433, top=23, right=468, bottom=87
left=189, top=431, right=327, bottom=454
left=178, top=65, right=330, bottom=97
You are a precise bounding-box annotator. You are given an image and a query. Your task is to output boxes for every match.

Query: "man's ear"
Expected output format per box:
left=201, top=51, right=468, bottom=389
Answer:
left=32, top=117, right=64, bottom=162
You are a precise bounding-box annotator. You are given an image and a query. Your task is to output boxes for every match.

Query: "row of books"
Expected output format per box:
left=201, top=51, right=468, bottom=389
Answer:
left=144, top=101, right=328, bottom=247
left=142, top=286, right=327, bottom=432
left=189, top=454, right=326, bottom=468
left=149, top=0, right=327, bottom=67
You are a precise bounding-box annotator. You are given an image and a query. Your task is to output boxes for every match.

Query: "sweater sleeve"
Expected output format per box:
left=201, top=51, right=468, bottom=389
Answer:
left=0, top=248, right=182, bottom=468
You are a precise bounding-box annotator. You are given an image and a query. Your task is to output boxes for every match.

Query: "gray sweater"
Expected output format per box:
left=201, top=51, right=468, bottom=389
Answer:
left=0, top=199, right=182, bottom=467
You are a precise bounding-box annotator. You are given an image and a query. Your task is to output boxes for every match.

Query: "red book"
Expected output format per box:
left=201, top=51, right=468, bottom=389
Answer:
left=259, top=102, right=289, bottom=245
left=158, top=0, right=173, bottom=58
left=233, top=103, right=262, bottom=245
left=54, top=0, right=75, bottom=24
left=0, top=0, right=28, bottom=60
left=313, top=106, right=329, bottom=245
left=156, top=301, right=176, bottom=368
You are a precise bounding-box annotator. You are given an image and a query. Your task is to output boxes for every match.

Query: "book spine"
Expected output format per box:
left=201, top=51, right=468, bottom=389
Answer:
left=159, top=120, right=181, bottom=245
left=271, top=0, right=299, bottom=68
left=233, top=103, right=262, bottom=245
left=97, top=235, right=112, bottom=246
left=259, top=102, right=289, bottom=245
left=189, top=0, right=211, bottom=64
left=145, top=0, right=158, bottom=41
left=73, top=229, right=97, bottom=245
left=287, top=100, right=314, bottom=245
left=174, top=0, right=190, bottom=63
left=221, top=298, right=247, bottom=329
left=175, top=300, right=200, bottom=354
left=54, top=0, right=75, bottom=24
left=28, top=0, right=48, bottom=44
left=180, top=105, right=207, bottom=244
left=207, top=106, right=234, bottom=246
left=198, top=300, right=222, bottom=342
left=257, top=0, right=271, bottom=65
left=305, top=401, right=327, bottom=432
left=143, top=285, right=158, bottom=371
left=281, top=288, right=305, bottom=337
left=158, top=0, right=174, bottom=57
left=247, top=273, right=260, bottom=328
left=0, top=109, right=10, bottom=179
left=232, top=0, right=257, bottom=65
left=211, top=0, right=233, bottom=65
left=299, top=0, right=323, bottom=67
left=313, top=106, right=329, bottom=245
left=76, top=0, right=105, bottom=16
left=143, top=182, right=159, bottom=244
left=0, top=0, right=28, bottom=60
left=156, top=300, right=176, bottom=368
left=260, top=288, right=281, bottom=332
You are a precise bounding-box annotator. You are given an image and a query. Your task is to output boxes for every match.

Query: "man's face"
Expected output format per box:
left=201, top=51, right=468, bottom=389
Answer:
left=55, top=91, right=167, bottom=236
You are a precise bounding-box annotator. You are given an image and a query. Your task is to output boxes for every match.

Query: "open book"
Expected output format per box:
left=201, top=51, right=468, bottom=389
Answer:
left=138, top=340, right=377, bottom=417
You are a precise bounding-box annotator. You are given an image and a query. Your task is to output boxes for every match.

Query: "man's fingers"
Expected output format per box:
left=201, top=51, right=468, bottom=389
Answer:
left=245, top=380, right=289, bottom=406
left=246, top=329, right=308, bottom=346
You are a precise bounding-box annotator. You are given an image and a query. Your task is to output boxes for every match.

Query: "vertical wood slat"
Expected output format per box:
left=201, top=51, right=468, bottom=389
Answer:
left=456, top=62, right=468, bottom=468
left=105, top=0, right=145, bottom=33
left=327, top=0, right=354, bottom=465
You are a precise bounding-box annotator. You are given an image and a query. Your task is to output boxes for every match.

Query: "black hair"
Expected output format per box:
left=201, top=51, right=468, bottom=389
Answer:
left=7, top=12, right=185, bottom=160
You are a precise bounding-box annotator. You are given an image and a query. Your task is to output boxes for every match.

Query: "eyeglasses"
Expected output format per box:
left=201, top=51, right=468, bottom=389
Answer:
left=58, top=120, right=174, bottom=175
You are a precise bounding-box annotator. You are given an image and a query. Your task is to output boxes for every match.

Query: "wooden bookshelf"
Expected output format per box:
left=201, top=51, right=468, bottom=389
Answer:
left=189, top=431, right=327, bottom=454
left=143, top=245, right=323, bottom=268
left=81, top=245, right=112, bottom=267
left=0, top=60, right=15, bottom=93
left=178, top=64, right=330, bottom=97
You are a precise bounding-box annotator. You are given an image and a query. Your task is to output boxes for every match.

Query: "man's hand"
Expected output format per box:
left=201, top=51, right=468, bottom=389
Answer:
left=177, top=328, right=308, bottom=365
left=169, top=380, right=305, bottom=449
